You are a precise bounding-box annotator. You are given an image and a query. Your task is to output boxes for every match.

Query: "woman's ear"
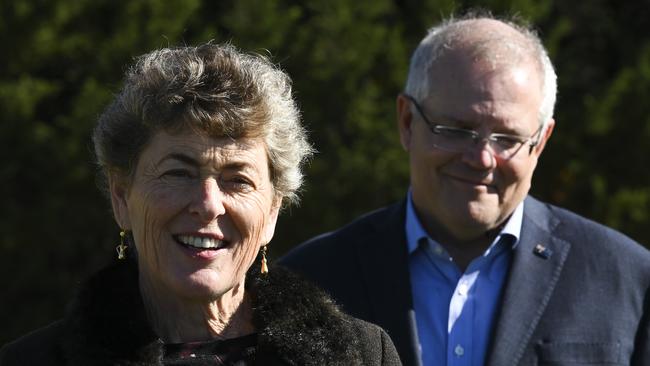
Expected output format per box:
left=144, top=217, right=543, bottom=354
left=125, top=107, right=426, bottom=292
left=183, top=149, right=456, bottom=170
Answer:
left=108, top=172, right=131, bottom=230
left=262, top=196, right=282, bottom=245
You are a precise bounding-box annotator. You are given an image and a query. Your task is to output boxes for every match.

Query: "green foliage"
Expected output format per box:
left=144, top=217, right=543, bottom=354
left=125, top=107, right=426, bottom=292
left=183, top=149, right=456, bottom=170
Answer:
left=1, top=0, right=649, bottom=345
left=532, top=0, right=650, bottom=245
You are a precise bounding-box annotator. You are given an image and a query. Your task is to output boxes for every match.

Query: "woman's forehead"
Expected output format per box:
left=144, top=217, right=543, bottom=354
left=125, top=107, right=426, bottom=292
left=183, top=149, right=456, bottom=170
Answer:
left=141, top=130, right=268, bottom=168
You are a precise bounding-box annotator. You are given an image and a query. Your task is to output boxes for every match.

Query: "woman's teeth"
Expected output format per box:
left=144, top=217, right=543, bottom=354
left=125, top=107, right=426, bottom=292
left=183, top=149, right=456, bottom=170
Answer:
left=177, top=235, right=224, bottom=249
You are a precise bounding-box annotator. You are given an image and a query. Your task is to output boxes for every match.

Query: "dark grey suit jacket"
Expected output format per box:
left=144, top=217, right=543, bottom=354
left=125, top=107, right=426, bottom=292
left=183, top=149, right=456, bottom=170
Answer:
left=279, top=196, right=650, bottom=366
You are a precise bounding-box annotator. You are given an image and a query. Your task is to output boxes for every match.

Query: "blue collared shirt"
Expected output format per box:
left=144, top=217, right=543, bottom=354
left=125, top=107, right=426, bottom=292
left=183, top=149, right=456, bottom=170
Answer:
left=405, top=191, right=523, bottom=366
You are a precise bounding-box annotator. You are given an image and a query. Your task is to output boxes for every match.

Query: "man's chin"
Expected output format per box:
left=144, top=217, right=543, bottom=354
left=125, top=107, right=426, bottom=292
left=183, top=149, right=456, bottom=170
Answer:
left=454, top=203, right=503, bottom=232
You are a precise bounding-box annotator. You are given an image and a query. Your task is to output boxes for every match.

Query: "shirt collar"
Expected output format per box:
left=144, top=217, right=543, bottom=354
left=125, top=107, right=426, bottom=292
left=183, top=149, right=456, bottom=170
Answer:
left=405, top=189, right=524, bottom=256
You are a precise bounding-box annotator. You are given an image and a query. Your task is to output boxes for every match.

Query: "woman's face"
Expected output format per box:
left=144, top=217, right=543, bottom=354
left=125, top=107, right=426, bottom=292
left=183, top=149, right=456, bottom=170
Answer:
left=110, top=130, right=280, bottom=301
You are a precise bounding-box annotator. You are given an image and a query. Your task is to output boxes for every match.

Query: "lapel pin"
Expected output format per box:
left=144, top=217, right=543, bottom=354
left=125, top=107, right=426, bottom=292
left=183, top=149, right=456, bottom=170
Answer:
left=533, top=244, right=552, bottom=259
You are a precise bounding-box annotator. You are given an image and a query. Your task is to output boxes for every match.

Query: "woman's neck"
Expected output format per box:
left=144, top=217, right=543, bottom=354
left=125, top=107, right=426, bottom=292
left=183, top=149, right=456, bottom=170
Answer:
left=139, top=275, right=255, bottom=343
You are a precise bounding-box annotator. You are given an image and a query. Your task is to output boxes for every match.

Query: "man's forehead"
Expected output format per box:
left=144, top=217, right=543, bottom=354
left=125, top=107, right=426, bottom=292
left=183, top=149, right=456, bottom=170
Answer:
left=429, top=51, right=540, bottom=89
left=423, top=54, right=543, bottom=131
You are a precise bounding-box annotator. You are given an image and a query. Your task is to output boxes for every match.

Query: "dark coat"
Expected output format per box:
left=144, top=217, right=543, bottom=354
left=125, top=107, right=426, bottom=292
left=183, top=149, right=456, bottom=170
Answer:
left=0, top=261, right=401, bottom=366
left=279, top=196, right=650, bottom=366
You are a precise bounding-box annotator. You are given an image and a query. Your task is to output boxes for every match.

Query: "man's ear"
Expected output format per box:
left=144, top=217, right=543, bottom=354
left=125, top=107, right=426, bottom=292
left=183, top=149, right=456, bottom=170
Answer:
left=108, top=172, right=131, bottom=230
left=397, top=94, right=414, bottom=152
left=533, top=118, right=555, bottom=156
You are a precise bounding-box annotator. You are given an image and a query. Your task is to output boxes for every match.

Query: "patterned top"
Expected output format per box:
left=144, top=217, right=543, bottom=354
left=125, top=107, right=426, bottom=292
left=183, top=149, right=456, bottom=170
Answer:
left=164, top=333, right=257, bottom=365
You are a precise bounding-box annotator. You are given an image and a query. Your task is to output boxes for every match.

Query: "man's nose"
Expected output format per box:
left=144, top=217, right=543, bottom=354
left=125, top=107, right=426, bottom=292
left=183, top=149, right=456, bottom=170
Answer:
left=189, top=178, right=226, bottom=222
left=462, top=139, right=496, bottom=169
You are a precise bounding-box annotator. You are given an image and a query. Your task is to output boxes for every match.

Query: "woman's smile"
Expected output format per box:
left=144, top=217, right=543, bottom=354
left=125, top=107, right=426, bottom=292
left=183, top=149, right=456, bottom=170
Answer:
left=175, top=234, right=228, bottom=250
left=174, top=234, right=230, bottom=260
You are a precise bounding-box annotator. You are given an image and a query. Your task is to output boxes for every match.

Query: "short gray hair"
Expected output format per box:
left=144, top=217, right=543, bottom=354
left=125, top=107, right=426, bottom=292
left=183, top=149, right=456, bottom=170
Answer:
left=405, top=14, right=557, bottom=130
left=93, top=43, right=313, bottom=206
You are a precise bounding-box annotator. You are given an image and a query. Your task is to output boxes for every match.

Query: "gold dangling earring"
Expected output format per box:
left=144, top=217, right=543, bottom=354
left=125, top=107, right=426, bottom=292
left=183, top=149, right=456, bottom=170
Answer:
left=116, top=230, right=128, bottom=260
left=260, top=245, right=268, bottom=274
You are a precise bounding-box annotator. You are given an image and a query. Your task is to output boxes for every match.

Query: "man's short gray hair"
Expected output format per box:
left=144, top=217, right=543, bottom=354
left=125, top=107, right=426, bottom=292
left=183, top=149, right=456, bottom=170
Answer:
left=404, top=14, right=557, bottom=130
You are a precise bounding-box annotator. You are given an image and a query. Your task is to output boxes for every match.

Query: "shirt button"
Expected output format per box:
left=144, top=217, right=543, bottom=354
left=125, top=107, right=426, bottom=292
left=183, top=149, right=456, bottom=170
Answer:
left=455, top=344, right=465, bottom=356
left=457, top=283, right=469, bottom=296
left=433, top=245, right=444, bottom=256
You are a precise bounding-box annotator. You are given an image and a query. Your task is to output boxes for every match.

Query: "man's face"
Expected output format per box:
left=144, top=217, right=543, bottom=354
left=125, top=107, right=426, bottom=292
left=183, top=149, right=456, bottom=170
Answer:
left=398, top=52, right=554, bottom=242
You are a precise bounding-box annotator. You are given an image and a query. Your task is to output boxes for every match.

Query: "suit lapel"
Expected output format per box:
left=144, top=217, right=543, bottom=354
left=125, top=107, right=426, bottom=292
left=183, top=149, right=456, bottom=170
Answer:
left=354, top=201, right=422, bottom=366
left=487, top=197, right=571, bottom=366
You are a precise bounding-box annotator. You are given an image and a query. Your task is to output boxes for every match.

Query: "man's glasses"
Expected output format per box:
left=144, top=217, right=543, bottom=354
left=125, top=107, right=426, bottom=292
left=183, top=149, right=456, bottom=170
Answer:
left=404, top=94, right=542, bottom=159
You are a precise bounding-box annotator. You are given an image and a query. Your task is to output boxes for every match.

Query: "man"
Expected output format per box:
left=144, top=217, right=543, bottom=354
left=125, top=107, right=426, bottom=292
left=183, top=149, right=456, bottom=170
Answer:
left=279, top=15, right=650, bottom=366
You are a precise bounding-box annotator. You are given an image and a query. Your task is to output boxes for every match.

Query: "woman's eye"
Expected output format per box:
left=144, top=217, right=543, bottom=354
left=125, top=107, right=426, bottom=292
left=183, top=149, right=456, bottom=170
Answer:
left=223, top=176, right=254, bottom=191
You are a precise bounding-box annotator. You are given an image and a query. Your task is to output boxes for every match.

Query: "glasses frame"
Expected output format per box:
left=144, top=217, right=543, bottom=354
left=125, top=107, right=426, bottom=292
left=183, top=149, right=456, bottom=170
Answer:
left=403, top=94, right=543, bottom=159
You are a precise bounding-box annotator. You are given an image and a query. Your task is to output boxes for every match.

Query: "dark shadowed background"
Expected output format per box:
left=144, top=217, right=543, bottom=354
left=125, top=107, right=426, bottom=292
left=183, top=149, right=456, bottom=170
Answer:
left=1, top=0, right=649, bottom=344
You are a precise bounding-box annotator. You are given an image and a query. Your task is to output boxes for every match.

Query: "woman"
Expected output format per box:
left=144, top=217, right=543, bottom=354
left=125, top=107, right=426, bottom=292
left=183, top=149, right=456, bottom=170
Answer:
left=0, top=43, right=400, bottom=365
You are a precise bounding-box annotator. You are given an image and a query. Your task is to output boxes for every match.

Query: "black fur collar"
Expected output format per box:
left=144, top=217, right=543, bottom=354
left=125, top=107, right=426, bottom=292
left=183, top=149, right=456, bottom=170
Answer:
left=60, top=261, right=362, bottom=365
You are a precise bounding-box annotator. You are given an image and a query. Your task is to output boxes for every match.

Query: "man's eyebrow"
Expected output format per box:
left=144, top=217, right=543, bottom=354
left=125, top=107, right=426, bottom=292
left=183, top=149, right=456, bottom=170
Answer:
left=435, top=114, right=469, bottom=127
left=418, top=107, right=464, bottom=126
left=434, top=115, right=525, bottom=134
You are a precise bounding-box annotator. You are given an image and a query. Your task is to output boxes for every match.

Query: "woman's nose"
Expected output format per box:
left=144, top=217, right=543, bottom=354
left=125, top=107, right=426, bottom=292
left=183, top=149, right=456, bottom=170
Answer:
left=189, top=178, right=226, bottom=222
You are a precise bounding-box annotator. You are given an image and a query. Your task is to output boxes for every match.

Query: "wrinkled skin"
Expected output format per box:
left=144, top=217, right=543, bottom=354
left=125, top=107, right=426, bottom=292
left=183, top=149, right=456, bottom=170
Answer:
left=110, top=130, right=280, bottom=341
